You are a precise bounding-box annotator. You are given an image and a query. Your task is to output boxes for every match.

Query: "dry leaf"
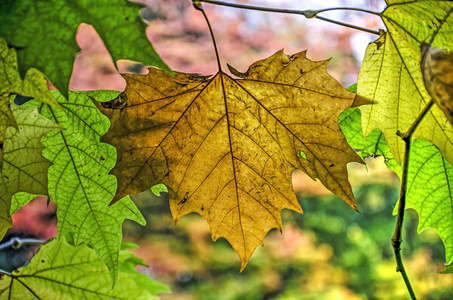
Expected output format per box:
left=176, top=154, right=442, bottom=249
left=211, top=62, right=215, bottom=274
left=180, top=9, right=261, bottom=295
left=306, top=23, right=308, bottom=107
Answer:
left=422, top=43, right=453, bottom=125
left=97, top=50, right=362, bottom=269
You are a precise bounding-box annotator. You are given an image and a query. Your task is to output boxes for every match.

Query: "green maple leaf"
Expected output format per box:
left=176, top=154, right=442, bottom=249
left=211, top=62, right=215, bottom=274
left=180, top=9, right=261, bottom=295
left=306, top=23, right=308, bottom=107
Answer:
left=404, top=139, right=453, bottom=267
left=342, top=82, right=453, bottom=268
left=0, top=0, right=170, bottom=96
left=359, top=1, right=453, bottom=165
left=0, top=38, right=59, bottom=148
left=25, top=90, right=145, bottom=286
left=0, top=102, right=62, bottom=240
left=0, top=239, right=167, bottom=299
left=340, top=90, right=453, bottom=268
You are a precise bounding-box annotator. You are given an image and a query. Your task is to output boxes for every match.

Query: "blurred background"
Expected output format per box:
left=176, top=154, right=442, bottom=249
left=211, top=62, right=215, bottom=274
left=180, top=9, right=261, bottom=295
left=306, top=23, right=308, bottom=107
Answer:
left=4, top=0, right=453, bottom=299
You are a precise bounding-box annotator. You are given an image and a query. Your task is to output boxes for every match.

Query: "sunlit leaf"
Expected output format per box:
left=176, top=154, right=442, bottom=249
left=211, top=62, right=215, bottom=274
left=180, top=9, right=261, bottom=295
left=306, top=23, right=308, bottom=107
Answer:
left=97, top=50, right=363, bottom=269
left=339, top=107, right=401, bottom=174
left=0, top=103, right=62, bottom=240
left=25, top=90, right=146, bottom=285
left=0, top=0, right=170, bottom=96
left=405, top=139, right=453, bottom=266
left=0, top=239, right=166, bottom=299
left=0, top=38, right=59, bottom=148
left=359, top=1, right=453, bottom=165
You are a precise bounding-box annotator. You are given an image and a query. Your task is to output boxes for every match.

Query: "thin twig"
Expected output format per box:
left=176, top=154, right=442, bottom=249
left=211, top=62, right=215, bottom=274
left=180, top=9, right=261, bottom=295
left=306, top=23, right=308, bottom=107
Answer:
left=316, top=6, right=381, bottom=16
left=0, top=237, right=46, bottom=251
left=392, top=99, right=434, bottom=300
left=194, top=1, right=223, bottom=71
left=315, top=16, right=381, bottom=36
left=199, top=0, right=381, bottom=35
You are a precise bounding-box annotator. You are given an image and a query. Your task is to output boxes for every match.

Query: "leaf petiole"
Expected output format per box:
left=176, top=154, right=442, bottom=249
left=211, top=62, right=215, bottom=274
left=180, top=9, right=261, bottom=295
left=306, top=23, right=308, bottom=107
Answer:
left=194, top=1, right=223, bottom=71
left=199, top=0, right=381, bottom=35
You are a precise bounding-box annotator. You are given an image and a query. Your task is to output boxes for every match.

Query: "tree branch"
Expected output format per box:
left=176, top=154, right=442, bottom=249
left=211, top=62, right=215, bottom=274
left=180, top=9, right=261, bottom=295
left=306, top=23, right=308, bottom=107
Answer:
left=199, top=0, right=381, bottom=35
left=0, top=237, right=47, bottom=276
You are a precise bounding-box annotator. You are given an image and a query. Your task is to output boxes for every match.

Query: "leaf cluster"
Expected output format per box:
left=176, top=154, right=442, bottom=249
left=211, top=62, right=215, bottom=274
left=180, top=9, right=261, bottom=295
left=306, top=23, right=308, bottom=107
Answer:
left=1, top=0, right=453, bottom=298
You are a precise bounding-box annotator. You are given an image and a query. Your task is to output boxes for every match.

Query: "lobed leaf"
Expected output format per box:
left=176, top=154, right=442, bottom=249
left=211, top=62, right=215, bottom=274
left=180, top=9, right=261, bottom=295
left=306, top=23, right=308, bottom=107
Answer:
left=405, top=139, right=453, bottom=266
left=26, top=91, right=145, bottom=286
left=0, top=0, right=170, bottom=96
left=97, top=50, right=363, bottom=269
left=0, top=38, right=59, bottom=148
left=339, top=107, right=400, bottom=174
left=0, top=103, right=62, bottom=240
left=359, top=1, right=453, bottom=166
left=0, top=239, right=166, bottom=299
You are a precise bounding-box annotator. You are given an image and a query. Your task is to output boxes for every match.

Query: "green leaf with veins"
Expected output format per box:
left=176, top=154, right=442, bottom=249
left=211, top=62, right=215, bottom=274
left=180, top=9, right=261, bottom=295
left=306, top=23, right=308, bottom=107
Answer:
left=0, top=103, right=62, bottom=240
left=404, top=138, right=453, bottom=266
left=339, top=84, right=400, bottom=172
left=0, top=0, right=170, bottom=97
left=0, top=38, right=59, bottom=147
left=339, top=107, right=401, bottom=174
left=0, top=239, right=165, bottom=299
left=359, top=2, right=453, bottom=166
left=25, top=90, right=145, bottom=286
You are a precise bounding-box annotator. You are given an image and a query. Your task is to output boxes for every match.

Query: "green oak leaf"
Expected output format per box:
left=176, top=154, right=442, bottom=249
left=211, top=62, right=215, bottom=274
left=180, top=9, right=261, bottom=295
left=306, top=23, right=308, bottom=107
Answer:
left=26, top=90, right=145, bottom=286
left=0, top=103, right=62, bottom=240
left=0, top=239, right=166, bottom=299
left=0, top=38, right=59, bottom=147
left=359, top=2, right=453, bottom=166
left=0, top=0, right=170, bottom=97
left=404, top=139, right=453, bottom=266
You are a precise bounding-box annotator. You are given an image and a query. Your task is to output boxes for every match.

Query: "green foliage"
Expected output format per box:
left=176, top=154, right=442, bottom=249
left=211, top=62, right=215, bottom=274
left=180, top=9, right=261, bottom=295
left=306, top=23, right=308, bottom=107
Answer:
left=339, top=107, right=400, bottom=174
left=119, top=242, right=171, bottom=296
left=1, top=0, right=453, bottom=298
left=406, top=139, right=453, bottom=266
left=23, top=91, right=146, bottom=285
left=0, top=0, right=170, bottom=96
left=359, top=1, right=453, bottom=166
left=0, top=239, right=166, bottom=299
left=0, top=38, right=59, bottom=145
left=0, top=101, right=62, bottom=239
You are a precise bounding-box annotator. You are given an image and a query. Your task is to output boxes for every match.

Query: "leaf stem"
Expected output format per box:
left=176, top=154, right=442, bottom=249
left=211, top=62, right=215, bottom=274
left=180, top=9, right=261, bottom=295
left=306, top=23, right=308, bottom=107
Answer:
left=194, top=1, right=223, bottom=71
left=392, top=99, right=434, bottom=300
left=199, top=0, right=381, bottom=35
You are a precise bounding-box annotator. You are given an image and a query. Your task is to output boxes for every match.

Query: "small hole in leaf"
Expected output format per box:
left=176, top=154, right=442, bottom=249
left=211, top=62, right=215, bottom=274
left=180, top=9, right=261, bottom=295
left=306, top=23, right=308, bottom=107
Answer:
left=300, top=151, right=307, bottom=160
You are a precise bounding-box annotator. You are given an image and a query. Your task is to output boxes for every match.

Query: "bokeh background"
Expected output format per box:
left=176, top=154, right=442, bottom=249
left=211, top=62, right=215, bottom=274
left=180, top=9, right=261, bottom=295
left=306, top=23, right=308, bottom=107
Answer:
left=4, top=0, right=453, bottom=299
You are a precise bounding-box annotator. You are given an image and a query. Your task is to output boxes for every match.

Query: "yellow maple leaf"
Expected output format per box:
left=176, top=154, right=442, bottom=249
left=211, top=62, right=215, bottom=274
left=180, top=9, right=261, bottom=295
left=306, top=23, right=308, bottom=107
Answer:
left=97, top=50, right=362, bottom=269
